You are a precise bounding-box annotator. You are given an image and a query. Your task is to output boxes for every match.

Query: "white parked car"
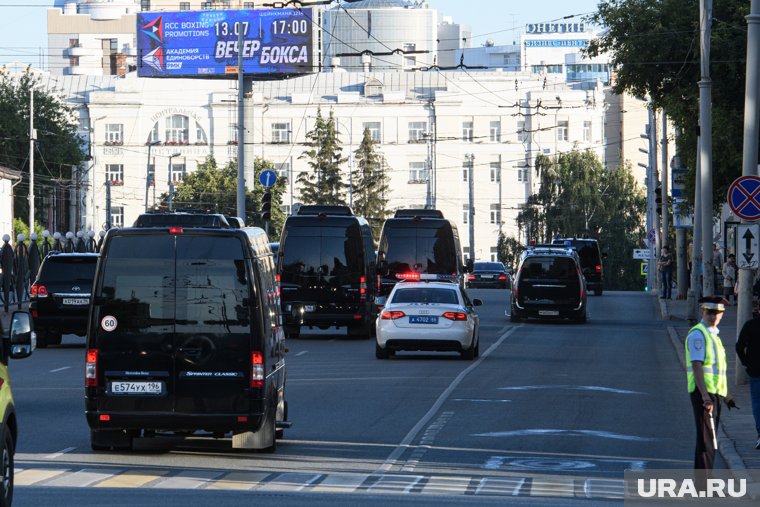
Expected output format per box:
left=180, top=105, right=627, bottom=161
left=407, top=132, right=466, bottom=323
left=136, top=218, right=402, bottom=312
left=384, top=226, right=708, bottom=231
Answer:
left=375, top=277, right=482, bottom=360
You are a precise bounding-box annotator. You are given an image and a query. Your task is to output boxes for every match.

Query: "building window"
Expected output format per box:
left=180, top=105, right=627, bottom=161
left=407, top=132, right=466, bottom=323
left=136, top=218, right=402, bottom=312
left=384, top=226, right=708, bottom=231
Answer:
left=517, top=120, right=528, bottom=142
left=462, top=121, right=474, bottom=143
left=106, top=164, right=124, bottom=184
left=362, top=122, right=381, bottom=142
left=104, top=124, right=123, bottom=145
left=282, top=204, right=291, bottom=216
left=462, top=161, right=470, bottom=182
left=462, top=205, right=468, bottom=224
left=147, top=123, right=160, bottom=144
left=271, top=122, right=291, bottom=143
left=195, top=122, right=208, bottom=144
left=170, top=162, right=186, bottom=182
left=147, top=164, right=155, bottom=187
left=276, top=162, right=290, bottom=180
left=408, top=162, right=427, bottom=183
left=489, top=121, right=501, bottom=142
left=531, top=64, right=563, bottom=74
left=110, top=206, right=124, bottom=228
left=463, top=246, right=470, bottom=260
left=408, top=121, right=427, bottom=143
left=516, top=164, right=528, bottom=183
left=403, top=43, right=416, bottom=69
left=244, top=2, right=255, bottom=8
left=69, top=38, right=79, bottom=48
left=180, top=2, right=190, bottom=9
left=201, top=1, right=212, bottom=8
left=557, top=120, right=569, bottom=142
left=490, top=204, right=500, bottom=224
left=490, top=247, right=498, bottom=262
left=583, top=120, right=592, bottom=142
left=165, top=114, right=189, bottom=144
left=140, top=0, right=150, bottom=11
left=490, top=161, right=500, bottom=183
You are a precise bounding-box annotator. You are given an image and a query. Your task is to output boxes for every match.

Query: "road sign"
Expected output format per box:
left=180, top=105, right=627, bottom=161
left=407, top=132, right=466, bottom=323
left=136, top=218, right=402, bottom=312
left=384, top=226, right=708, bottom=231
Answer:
left=737, top=223, right=760, bottom=269
left=672, top=198, right=693, bottom=229
left=727, top=175, right=760, bottom=221
left=671, top=167, right=688, bottom=198
left=647, top=228, right=656, bottom=243
left=259, top=170, right=277, bottom=188
left=641, top=262, right=648, bottom=276
left=633, top=249, right=650, bottom=260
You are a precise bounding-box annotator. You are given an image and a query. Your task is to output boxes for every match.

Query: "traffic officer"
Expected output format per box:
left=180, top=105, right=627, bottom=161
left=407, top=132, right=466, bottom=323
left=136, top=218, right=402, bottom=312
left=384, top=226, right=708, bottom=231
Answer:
left=686, top=296, right=738, bottom=473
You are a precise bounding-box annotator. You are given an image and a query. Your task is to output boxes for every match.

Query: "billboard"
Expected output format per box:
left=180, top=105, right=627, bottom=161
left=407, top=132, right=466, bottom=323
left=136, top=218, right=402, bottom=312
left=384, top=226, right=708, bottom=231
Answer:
left=136, top=8, right=316, bottom=78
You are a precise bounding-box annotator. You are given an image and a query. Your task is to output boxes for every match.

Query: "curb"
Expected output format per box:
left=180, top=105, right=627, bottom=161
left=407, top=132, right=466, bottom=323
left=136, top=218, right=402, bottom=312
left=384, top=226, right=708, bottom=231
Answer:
left=665, top=325, right=759, bottom=499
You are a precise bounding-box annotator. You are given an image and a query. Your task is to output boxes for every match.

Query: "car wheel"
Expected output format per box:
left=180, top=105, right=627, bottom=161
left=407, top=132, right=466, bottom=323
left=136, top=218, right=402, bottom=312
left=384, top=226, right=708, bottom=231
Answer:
left=0, top=425, right=14, bottom=507
left=375, top=342, right=389, bottom=359
left=576, top=309, right=588, bottom=324
left=460, top=336, right=477, bottom=360
left=509, top=307, right=521, bottom=323
left=48, top=332, right=62, bottom=346
left=35, top=329, right=48, bottom=349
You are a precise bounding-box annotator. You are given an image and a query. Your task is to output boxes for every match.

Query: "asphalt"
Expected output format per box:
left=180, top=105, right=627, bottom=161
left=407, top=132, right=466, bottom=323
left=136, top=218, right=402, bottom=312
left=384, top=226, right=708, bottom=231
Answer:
left=659, top=293, right=760, bottom=497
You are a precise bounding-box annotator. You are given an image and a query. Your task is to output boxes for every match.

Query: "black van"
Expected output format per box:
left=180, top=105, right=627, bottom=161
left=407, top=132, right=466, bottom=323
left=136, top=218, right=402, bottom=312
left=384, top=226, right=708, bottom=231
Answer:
left=376, top=209, right=469, bottom=302
left=552, top=237, right=604, bottom=295
left=85, top=214, right=287, bottom=452
left=277, top=205, right=376, bottom=339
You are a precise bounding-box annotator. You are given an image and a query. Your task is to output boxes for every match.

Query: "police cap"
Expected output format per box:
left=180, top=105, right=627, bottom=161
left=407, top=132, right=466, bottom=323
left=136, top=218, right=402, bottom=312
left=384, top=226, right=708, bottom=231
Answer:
left=698, top=296, right=729, bottom=312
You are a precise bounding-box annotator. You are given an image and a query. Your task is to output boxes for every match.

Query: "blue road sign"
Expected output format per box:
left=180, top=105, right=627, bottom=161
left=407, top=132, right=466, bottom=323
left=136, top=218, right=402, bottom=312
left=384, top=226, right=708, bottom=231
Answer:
left=648, top=228, right=656, bottom=243
left=728, top=175, right=760, bottom=221
left=259, top=170, right=277, bottom=188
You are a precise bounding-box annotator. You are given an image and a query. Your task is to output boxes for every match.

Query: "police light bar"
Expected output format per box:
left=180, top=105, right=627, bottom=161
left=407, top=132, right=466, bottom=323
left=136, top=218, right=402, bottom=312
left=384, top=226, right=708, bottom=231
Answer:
left=396, top=273, right=458, bottom=282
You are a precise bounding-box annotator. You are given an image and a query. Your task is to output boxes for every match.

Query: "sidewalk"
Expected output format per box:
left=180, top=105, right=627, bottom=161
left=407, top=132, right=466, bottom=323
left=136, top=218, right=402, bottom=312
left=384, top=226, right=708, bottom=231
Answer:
left=659, top=294, right=760, bottom=492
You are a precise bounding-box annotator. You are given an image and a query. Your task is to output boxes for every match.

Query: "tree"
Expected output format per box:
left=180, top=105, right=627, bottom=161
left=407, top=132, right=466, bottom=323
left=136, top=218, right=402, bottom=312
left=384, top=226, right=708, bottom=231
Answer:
left=297, top=108, right=347, bottom=205
left=517, top=150, right=646, bottom=290
left=352, top=127, right=391, bottom=238
left=159, top=155, right=287, bottom=235
left=0, top=67, right=85, bottom=226
left=496, top=233, right=524, bottom=273
left=585, top=0, right=750, bottom=207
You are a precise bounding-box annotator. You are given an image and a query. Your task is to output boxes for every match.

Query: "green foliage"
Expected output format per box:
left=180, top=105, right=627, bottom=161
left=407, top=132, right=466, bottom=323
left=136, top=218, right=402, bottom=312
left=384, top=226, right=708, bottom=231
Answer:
left=517, top=150, right=646, bottom=290
left=352, top=127, right=391, bottom=239
left=12, top=218, right=45, bottom=243
left=0, top=68, right=85, bottom=224
left=297, top=108, right=348, bottom=205
left=158, top=155, right=286, bottom=236
left=496, top=233, right=524, bottom=273
left=585, top=0, right=750, bottom=209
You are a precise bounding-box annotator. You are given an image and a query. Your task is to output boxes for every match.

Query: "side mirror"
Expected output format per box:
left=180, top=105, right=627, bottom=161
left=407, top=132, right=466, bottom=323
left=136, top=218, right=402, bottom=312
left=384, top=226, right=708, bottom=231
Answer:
left=8, top=311, right=33, bottom=359
left=472, top=298, right=483, bottom=307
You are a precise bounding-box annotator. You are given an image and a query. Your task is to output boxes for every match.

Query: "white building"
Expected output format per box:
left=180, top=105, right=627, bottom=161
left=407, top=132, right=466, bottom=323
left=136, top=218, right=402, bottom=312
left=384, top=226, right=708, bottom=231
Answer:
left=0, top=167, right=22, bottom=235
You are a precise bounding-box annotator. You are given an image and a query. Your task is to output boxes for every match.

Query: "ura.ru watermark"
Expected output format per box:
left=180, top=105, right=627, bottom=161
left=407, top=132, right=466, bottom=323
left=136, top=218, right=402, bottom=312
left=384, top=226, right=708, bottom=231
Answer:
left=636, top=478, right=746, bottom=498
left=625, top=470, right=758, bottom=505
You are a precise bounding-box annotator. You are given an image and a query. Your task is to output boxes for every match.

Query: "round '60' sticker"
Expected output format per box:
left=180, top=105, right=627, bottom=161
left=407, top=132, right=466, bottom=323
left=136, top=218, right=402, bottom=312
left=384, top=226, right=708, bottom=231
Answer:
left=101, top=316, right=118, bottom=332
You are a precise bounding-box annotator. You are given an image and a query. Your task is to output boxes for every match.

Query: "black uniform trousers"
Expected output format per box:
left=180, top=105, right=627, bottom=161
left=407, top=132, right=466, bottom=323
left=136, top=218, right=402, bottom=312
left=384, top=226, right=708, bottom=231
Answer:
left=690, top=390, right=722, bottom=470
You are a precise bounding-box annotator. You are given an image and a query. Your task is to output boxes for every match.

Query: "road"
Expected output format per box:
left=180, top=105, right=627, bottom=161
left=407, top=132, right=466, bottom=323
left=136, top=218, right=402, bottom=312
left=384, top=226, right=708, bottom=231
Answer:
left=10, top=290, right=718, bottom=506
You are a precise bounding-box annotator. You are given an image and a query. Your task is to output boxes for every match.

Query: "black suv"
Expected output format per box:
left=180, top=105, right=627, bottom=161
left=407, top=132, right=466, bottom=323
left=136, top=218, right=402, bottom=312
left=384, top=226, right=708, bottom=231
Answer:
left=510, top=245, right=587, bottom=323
left=552, top=238, right=604, bottom=295
left=30, top=252, right=98, bottom=347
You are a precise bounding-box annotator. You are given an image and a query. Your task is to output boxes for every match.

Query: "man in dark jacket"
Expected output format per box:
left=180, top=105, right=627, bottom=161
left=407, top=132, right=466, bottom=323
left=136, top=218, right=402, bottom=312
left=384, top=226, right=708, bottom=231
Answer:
left=737, top=308, right=760, bottom=450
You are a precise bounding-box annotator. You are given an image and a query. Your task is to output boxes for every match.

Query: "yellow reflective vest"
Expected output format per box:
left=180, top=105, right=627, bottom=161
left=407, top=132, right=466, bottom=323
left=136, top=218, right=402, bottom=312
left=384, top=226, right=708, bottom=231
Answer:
left=685, top=322, right=727, bottom=397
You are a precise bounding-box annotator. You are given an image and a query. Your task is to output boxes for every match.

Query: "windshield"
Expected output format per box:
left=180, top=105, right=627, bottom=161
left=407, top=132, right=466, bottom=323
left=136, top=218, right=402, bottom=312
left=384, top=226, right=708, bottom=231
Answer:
left=521, top=257, right=578, bottom=280
left=474, top=262, right=504, bottom=271
left=382, top=223, right=458, bottom=276
left=391, top=287, right=459, bottom=305
left=281, top=224, right=364, bottom=285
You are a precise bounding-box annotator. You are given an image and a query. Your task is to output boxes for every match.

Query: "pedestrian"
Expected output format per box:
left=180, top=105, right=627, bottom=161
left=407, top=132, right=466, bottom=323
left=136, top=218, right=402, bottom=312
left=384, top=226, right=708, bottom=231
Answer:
left=13, top=234, right=28, bottom=310
left=0, top=235, right=13, bottom=313
left=713, top=243, right=723, bottom=272
left=722, top=254, right=737, bottom=305
left=736, top=303, right=760, bottom=450
left=686, top=296, right=738, bottom=478
left=658, top=245, right=673, bottom=299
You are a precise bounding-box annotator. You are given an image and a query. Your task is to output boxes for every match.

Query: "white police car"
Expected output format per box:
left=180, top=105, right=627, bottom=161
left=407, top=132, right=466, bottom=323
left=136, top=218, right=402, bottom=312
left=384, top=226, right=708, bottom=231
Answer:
left=375, top=274, right=482, bottom=360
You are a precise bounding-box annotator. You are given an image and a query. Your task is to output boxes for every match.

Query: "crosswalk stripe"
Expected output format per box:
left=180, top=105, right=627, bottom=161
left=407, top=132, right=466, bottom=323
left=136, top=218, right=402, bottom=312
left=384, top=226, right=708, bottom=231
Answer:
left=205, top=472, right=271, bottom=491
left=257, top=473, right=322, bottom=492
left=43, top=468, right=113, bottom=488
left=94, top=469, right=170, bottom=488
left=582, top=478, right=626, bottom=499
left=421, top=476, right=471, bottom=495
left=530, top=477, right=575, bottom=497
left=14, top=468, right=68, bottom=486
left=153, top=470, right=225, bottom=489
left=368, top=475, right=424, bottom=494
left=310, top=473, right=369, bottom=493
left=474, top=476, right=527, bottom=496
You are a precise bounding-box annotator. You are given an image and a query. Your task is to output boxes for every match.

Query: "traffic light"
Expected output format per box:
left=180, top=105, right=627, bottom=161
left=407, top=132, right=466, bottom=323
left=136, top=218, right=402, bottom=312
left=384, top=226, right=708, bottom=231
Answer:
left=260, top=191, right=272, bottom=222
left=655, top=186, right=662, bottom=214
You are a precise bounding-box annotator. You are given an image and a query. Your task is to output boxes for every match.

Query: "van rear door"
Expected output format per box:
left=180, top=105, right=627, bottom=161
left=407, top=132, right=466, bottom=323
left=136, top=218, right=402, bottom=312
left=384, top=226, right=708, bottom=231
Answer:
left=517, top=256, right=581, bottom=306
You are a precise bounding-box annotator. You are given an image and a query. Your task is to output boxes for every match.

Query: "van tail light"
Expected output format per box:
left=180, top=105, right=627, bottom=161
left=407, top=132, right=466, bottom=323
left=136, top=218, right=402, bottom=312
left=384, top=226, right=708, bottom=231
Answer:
left=359, top=276, right=367, bottom=302
left=251, top=352, right=264, bottom=388
left=169, top=226, right=183, bottom=235
left=30, top=283, right=48, bottom=298
left=275, top=274, right=281, bottom=297
left=595, top=264, right=601, bottom=272
left=377, top=275, right=381, bottom=292
left=442, top=311, right=467, bottom=321
left=380, top=310, right=405, bottom=320
left=85, top=349, right=98, bottom=387
left=498, top=274, right=507, bottom=280
left=467, top=274, right=475, bottom=280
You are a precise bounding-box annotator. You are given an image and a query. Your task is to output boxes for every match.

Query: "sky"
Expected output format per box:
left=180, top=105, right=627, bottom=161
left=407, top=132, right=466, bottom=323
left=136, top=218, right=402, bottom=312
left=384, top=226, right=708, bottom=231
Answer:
left=0, top=0, right=602, bottom=68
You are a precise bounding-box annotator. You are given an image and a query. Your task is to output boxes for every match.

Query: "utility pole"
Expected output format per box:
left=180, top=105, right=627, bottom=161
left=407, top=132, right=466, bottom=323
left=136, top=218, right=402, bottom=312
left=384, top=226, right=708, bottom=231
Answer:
left=661, top=110, right=669, bottom=249
left=645, top=109, right=656, bottom=292
left=699, top=0, right=715, bottom=297
left=687, top=137, right=703, bottom=321
left=145, top=140, right=159, bottom=212
left=466, top=153, right=475, bottom=261
left=651, top=108, right=660, bottom=294
left=168, top=153, right=180, bottom=212
left=105, top=180, right=112, bottom=230
left=29, top=89, right=35, bottom=233
left=736, top=0, right=760, bottom=384
left=236, top=27, right=246, bottom=220
left=672, top=129, right=689, bottom=300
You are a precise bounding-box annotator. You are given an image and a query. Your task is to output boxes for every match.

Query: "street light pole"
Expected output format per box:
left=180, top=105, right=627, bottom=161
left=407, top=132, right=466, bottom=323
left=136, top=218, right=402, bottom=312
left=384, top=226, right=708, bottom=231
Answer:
left=466, top=153, right=475, bottom=261
left=29, top=89, right=35, bottom=234
left=145, top=140, right=160, bottom=212
left=168, top=152, right=180, bottom=212
left=699, top=0, right=715, bottom=297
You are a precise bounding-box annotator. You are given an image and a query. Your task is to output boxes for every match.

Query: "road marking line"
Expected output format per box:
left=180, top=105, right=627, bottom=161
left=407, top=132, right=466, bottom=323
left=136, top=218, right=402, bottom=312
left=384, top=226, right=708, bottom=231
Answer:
left=43, top=468, right=113, bottom=487
left=257, top=473, right=322, bottom=492
left=310, top=473, right=369, bottom=493
left=94, top=469, right=169, bottom=488
left=49, top=366, right=71, bottom=373
left=153, top=470, right=225, bottom=489
left=44, top=447, right=76, bottom=459
left=205, top=471, right=271, bottom=491
left=367, top=475, right=424, bottom=494
left=421, top=476, right=470, bottom=495
left=530, top=477, right=575, bottom=497
left=377, top=326, right=520, bottom=472
left=295, top=351, right=308, bottom=357
left=14, top=468, right=68, bottom=486
left=474, top=477, right=526, bottom=496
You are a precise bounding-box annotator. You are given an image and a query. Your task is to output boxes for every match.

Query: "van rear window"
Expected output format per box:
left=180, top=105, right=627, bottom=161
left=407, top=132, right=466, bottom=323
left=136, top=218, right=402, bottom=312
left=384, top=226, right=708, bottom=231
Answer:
left=522, top=257, right=577, bottom=279
left=382, top=225, right=457, bottom=275
left=281, top=225, right=363, bottom=279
